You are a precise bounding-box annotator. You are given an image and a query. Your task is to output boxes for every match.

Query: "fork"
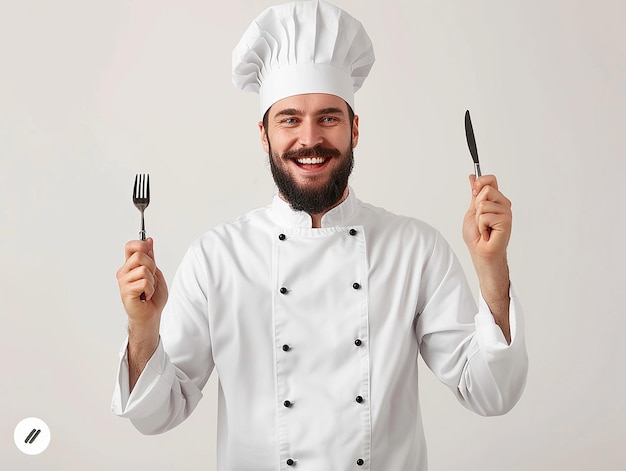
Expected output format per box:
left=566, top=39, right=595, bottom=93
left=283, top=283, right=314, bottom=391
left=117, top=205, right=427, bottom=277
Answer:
left=133, top=174, right=150, bottom=241
left=133, top=174, right=150, bottom=302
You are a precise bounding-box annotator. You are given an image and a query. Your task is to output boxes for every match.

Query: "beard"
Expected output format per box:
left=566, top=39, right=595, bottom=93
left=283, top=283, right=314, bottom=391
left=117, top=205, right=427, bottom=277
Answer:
left=268, top=143, right=354, bottom=215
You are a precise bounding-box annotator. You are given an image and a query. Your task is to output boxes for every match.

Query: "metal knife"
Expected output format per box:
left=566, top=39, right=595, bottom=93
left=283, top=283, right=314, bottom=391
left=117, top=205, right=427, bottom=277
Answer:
left=464, top=110, right=482, bottom=177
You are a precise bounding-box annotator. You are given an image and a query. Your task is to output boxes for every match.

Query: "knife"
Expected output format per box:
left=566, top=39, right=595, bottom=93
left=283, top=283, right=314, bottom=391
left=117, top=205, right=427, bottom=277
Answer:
left=464, top=110, right=482, bottom=178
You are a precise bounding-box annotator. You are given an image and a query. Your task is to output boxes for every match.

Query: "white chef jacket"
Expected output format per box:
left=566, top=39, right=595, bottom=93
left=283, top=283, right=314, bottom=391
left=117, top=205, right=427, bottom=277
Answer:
left=112, top=188, right=527, bottom=471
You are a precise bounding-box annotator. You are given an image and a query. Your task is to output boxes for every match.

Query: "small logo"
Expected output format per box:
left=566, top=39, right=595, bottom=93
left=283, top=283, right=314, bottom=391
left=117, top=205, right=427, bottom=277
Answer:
left=25, top=428, right=42, bottom=444
left=14, top=418, right=50, bottom=455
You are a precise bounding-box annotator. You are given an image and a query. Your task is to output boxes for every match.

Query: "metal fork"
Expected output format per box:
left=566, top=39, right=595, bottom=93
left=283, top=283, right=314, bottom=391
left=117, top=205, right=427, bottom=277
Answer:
left=133, top=174, right=150, bottom=241
left=133, top=174, right=150, bottom=302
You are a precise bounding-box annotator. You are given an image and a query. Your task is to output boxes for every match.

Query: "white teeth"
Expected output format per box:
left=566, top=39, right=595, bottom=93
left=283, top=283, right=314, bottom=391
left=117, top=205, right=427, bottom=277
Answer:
left=296, top=157, right=326, bottom=165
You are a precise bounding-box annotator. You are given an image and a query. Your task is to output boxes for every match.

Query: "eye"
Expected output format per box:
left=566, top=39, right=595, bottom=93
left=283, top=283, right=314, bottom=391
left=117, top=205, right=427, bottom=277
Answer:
left=280, top=117, right=298, bottom=125
left=321, top=116, right=339, bottom=125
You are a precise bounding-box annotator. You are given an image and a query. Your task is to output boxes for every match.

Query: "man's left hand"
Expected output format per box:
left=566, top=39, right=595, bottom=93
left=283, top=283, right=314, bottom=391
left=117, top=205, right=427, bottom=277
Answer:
left=463, top=174, right=513, bottom=343
left=463, top=174, right=512, bottom=265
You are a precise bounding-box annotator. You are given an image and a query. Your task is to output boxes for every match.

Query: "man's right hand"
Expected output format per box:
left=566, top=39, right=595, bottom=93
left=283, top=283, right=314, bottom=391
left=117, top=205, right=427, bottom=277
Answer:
left=116, top=237, right=168, bottom=391
left=117, top=237, right=168, bottom=325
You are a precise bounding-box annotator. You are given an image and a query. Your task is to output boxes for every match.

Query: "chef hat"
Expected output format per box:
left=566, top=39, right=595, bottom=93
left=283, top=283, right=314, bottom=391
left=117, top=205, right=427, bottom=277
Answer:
left=232, top=0, right=375, bottom=117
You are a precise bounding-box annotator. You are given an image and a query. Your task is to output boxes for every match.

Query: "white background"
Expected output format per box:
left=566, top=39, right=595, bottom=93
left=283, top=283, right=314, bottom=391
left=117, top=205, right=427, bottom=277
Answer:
left=1, top=0, right=625, bottom=469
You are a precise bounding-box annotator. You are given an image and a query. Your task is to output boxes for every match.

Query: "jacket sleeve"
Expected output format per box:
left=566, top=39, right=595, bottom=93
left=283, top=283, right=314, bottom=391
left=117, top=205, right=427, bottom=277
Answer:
left=416, top=231, right=528, bottom=416
left=111, top=242, right=215, bottom=434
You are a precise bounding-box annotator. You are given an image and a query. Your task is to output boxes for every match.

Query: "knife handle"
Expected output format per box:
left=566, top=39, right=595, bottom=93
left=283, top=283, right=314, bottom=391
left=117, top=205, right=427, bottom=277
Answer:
left=474, top=162, right=482, bottom=178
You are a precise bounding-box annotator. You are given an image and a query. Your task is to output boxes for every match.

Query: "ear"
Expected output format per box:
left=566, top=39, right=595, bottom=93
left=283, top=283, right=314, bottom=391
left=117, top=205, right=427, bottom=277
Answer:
left=259, top=120, right=270, bottom=153
left=351, top=115, right=360, bottom=148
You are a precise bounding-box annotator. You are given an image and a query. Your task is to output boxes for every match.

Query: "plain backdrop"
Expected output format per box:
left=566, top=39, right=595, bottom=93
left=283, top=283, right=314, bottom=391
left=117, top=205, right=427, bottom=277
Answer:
left=1, top=0, right=625, bottom=469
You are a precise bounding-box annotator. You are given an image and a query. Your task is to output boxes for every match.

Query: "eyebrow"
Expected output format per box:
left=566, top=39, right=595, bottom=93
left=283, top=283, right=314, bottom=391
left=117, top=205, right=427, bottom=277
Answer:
left=273, top=107, right=346, bottom=118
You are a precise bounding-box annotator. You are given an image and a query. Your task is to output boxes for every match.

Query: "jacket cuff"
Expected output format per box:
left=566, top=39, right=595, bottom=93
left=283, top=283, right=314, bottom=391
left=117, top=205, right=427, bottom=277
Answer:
left=111, top=336, right=175, bottom=419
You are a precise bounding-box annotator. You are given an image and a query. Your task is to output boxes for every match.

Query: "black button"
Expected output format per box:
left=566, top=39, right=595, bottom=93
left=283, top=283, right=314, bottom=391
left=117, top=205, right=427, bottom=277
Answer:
left=352, top=283, right=361, bottom=290
left=286, top=458, right=295, bottom=466
left=357, top=458, right=364, bottom=466
left=279, top=233, right=286, bottom=240
left=280, top=287, right=288, bottom=295
left=282, top=344, right=290, bottom=352
left=355, top=395, right=364, bottom=403
left=349, top=228, right=357, bottom=236
left=284, top=400, right=292, bottom=408
left=354, top=339, right=362, bottom=347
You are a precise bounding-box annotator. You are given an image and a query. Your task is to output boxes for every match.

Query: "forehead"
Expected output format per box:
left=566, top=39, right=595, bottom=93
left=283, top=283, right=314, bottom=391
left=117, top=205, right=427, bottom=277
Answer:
left=268, top=93, right=349, bottom=117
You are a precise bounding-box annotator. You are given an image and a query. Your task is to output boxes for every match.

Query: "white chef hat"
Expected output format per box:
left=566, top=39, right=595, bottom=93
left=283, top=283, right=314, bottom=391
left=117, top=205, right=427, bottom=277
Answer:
left=232, top=0, right=375, bottom=117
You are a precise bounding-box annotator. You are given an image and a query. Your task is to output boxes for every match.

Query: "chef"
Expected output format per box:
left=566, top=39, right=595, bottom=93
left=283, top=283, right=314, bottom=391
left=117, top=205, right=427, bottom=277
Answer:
left=112, top=1, right=528, bottom=470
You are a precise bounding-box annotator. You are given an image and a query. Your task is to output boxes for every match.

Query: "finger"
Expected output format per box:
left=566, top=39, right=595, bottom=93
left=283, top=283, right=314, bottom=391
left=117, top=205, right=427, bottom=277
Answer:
left=477, top=212, right=512, bottom=242
left=116, top=259, right=157, bottom=305
left=474, top=194, right=512, bottom=219
left=468, top=173, right=477, bottom=188
left=118, top=251, right=157, bottom=278
left=476, top=206, right=511, bottom=228
left=151, top=267, right=168, bottom=305
left=146, top=237, right=155, bottom=259
left=121, top=266, right=157, bottom=301
left=125, top=278, right=156, bottom=302
left=138, top=266, right=168, bottom=304
left=476, top=202, right=512, bottom=238
left=475, top=199, right=512, bottom=218
left=467, top=174, right=478, bottom=213
left=473, top=174, right=499, bottom=195
left=154, top=266, right=167, bottom=287
left=477, top=212, right=491, bottom=242
left=125, top=239, right=151, bottom=261
left=123, top=263, right=156, bottom=285
left=120, top=265, right=155, bottom=292
left=474, top=185, right=511, bottom=209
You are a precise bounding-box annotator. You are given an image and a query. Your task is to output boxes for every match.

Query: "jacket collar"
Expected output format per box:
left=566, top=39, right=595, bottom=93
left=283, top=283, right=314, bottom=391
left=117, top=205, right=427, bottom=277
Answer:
left=270, top=186, right=358, bottom=228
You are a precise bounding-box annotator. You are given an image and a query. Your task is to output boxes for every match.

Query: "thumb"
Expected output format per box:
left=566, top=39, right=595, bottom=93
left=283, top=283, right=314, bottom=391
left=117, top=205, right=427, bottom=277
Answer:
left=468, top=173, right=478, bottom=194
left=152, top=266, right=169, bottom=306
left=146, top=237, right=155, bottom=259
left=467, top=174, right=478, bottom=211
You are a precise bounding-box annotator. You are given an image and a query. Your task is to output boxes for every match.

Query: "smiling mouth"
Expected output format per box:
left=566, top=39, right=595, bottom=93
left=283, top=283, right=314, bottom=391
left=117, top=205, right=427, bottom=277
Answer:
left=295, top=157, right=327, bottom=165
left=291, top=156, right=331, bottom=172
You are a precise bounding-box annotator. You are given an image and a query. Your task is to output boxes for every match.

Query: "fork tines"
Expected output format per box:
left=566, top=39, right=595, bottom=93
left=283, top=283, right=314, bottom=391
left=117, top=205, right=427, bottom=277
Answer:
left=133, top=173, right=150, bottom=242
left=133, top=174, right=150, bottom=205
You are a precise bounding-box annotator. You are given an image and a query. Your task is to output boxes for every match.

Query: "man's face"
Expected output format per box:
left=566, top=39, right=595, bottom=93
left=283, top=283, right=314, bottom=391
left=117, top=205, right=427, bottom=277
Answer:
left=259, top=93, right=359, bottom=214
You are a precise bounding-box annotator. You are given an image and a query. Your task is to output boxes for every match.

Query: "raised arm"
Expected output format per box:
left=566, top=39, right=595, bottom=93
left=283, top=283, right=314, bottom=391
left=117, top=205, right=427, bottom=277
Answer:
left=115, top=237, right=169, bottom=391
left=462, top=174, right=513, bottom=343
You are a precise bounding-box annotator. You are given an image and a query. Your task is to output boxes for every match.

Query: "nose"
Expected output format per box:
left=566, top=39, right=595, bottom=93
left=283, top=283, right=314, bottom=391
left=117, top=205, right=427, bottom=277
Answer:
left=297, top=119, right=323, bottom=148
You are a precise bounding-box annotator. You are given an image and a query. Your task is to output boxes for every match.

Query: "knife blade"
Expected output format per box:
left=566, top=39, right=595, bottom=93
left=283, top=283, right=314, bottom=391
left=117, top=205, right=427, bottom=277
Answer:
left=464, top=110, right=482, bottom=177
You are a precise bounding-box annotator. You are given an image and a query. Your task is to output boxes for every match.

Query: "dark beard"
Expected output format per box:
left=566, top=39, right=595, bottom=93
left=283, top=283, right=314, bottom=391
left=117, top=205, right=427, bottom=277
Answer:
left=269, top=144, right=354, bottom=215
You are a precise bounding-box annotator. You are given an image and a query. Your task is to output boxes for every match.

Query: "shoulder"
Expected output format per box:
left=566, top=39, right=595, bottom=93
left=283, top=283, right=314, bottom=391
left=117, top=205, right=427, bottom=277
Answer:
left=187, top=203, right=273, bottom=257
left=354, top=198, right=460, bottom=266
left=356, top=199, right=440, bottom=240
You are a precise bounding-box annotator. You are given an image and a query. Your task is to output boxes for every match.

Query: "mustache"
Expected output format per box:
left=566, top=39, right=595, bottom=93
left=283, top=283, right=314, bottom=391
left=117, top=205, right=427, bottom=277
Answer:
left=281, top=145, right=342, bottom=160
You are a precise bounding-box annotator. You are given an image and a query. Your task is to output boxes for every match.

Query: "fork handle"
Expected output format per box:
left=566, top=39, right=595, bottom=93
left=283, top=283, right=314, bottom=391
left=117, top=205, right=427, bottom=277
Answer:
left=139, top=230, right=147, bottom=301
left=139, top=210, right=147, bottom=242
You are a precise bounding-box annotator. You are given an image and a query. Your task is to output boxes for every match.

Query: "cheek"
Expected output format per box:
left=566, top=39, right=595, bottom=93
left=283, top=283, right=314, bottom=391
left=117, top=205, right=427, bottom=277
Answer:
left=263, top=125, right=294, bottom=155
left=329, top=128, right=354, bottom=150
left=266, top=132, right=295, bottom=156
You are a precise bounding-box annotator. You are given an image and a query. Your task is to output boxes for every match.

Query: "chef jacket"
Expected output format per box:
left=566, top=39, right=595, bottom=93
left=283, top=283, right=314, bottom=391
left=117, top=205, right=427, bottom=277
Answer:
left=112, top=188, right=527, bottom=471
